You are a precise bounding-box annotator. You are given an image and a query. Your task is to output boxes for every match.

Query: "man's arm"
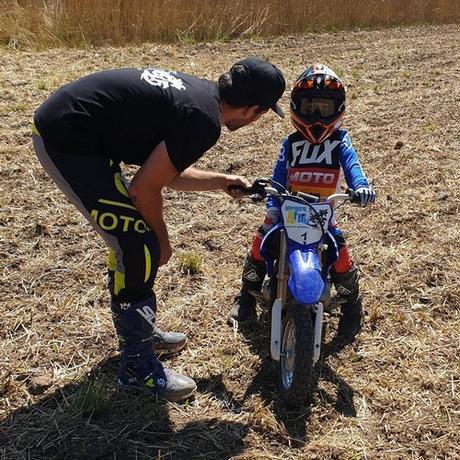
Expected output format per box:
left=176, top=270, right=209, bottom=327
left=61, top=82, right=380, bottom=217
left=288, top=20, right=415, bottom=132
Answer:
left=168, top=166, right=250, bottom=196
left=129, top=141, right=251, bottom=266
left=128, top=141, right=178, bottom=266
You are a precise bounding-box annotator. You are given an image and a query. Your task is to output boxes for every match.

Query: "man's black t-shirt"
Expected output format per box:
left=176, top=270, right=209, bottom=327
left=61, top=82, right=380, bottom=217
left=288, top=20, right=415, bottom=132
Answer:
left=34, top=68, right=222, bottom=172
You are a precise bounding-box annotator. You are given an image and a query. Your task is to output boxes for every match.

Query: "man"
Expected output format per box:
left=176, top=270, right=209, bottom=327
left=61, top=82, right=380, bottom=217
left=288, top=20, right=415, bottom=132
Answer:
left=32, top=57, right=286, bottom=401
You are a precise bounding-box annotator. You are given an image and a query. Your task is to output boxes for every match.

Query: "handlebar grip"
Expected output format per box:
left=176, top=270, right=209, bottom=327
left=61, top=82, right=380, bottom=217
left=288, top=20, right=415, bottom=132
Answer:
left=227, top=183, right=267, bottom=202
left=227, top=184, right=252, bottom=194
left=347, top=189, right=360, bottom=204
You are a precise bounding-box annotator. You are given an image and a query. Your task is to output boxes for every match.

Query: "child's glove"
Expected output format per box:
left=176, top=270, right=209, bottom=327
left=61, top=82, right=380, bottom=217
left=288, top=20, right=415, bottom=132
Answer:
left=354, top=186, right=376, bottom=207
left=262, top=207, right=281, bottom=231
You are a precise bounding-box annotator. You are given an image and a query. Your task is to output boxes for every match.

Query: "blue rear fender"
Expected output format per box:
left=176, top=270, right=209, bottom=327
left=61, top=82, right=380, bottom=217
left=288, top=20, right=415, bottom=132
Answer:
left=288, top=247, right=324, bottom=304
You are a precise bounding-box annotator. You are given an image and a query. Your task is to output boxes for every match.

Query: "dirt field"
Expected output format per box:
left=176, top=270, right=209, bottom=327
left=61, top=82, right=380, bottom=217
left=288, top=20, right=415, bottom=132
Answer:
left=1, top=24, right=459, bottom=459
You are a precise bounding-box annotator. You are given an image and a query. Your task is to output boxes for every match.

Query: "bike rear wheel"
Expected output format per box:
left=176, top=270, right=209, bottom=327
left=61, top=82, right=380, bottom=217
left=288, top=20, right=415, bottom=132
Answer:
left=279, top=303, right=315, bottom=408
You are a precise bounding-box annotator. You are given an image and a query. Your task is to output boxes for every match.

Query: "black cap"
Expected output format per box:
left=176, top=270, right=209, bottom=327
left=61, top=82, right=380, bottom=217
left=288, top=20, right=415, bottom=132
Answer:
left=230, top=57, right=286, bottom=118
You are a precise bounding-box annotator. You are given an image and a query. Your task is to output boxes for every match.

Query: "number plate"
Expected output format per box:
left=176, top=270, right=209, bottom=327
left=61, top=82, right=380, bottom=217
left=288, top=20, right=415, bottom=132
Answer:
left=281, top=199, right=333, bottom=245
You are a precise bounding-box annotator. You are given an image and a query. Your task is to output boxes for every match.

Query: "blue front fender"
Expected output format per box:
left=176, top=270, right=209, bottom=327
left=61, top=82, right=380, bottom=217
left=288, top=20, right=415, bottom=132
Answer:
left=288, top=248, right=324, bottom=304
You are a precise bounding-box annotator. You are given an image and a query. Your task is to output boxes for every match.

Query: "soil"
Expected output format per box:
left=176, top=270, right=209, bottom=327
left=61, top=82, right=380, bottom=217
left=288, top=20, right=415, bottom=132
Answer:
left=0, top=24, right=459, bottom=459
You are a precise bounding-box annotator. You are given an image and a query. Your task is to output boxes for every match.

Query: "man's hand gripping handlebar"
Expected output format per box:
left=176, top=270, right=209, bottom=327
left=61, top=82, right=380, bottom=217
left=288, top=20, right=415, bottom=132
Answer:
left=228, top=178, right=359, bottom=205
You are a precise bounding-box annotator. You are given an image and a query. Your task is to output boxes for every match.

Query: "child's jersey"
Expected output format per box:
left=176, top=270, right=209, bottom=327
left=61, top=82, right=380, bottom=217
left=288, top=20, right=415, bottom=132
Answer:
left=267, top=128, right=369, bottom=208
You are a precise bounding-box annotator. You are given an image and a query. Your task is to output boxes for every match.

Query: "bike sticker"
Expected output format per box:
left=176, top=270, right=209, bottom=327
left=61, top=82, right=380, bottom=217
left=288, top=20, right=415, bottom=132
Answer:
left=281, top=199, right=333, bottom=245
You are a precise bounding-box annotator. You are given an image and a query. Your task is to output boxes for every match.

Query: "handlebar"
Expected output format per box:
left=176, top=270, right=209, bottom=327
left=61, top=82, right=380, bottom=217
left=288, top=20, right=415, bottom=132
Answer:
left=229, top=178, right=358, bottom=205
left=227, top=179, right=271, bottom=201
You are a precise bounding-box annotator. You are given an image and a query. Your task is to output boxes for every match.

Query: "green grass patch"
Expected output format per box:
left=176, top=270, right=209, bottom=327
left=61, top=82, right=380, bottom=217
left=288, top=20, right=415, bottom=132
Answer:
left=178, top=251, right=203, bottom=275
left=74, top=378, right=112, bottom=417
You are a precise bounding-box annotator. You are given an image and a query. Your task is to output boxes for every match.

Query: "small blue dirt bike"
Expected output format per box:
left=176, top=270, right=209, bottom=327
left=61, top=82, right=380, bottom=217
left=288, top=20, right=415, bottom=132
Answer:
left=236, top=178, right=356, bottom=407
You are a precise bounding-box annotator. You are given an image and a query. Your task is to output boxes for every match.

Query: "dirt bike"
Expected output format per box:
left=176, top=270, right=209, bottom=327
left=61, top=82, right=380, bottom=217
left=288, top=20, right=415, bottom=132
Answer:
left=233, top=178, right=356, bottom=407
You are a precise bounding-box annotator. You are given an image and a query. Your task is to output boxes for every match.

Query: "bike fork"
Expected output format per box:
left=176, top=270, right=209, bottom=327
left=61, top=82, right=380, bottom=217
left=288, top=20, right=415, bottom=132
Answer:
left=313, top=302, right=323, bottom=364
left=271, top=230, right=288, bottom=361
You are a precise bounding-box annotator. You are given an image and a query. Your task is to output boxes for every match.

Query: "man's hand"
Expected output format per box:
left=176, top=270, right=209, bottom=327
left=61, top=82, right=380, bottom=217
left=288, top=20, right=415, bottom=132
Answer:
left=159, top=241, right=173, bottom=266
left=129, top=141, right=178, bottom=268
left=224, top=175, right=252, bottom=198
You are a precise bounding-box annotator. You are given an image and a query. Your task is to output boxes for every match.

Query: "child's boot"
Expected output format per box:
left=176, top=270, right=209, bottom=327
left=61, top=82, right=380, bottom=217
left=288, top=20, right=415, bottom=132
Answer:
left=331, top=265, right=364, bottom=343
left=228, top=254, right=266, bottom=324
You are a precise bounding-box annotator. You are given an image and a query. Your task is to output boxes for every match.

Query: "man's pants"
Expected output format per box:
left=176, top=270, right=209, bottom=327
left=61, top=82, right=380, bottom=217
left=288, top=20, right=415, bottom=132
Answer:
left=33, top=131, right=159, bottom=302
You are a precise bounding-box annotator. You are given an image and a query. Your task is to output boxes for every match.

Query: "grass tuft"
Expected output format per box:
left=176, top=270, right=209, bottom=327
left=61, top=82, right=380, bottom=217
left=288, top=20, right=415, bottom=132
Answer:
left=74, top=378, right=112, bottom=418
left=178, top=252, right=203, bottom=275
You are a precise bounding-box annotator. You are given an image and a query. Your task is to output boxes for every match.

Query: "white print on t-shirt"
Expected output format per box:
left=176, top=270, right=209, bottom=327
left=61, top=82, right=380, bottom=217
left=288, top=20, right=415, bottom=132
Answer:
left=140, top=68, right=186, bottom=90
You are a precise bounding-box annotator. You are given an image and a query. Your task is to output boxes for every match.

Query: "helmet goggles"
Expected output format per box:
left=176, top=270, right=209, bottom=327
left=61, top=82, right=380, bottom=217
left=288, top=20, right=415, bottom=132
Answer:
left=291, top=90, right=344, bottom=124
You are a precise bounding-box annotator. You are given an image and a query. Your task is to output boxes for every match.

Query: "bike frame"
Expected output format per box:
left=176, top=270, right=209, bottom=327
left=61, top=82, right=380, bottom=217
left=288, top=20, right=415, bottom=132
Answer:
left=259, top=188, right=350, bottom=362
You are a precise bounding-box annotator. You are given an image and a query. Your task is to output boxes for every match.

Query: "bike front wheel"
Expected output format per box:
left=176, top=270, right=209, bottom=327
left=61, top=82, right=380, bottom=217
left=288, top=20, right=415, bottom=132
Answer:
left=279, top=303, right=315, bottom=408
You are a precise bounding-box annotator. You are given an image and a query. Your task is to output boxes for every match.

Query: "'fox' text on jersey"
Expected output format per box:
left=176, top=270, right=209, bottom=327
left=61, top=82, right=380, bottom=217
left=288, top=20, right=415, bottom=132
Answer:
left=268, top=129, right=369, bottom=206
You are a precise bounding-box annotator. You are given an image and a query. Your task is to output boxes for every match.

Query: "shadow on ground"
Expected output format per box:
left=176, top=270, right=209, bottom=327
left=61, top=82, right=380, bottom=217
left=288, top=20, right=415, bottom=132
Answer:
left=0, top=356, right=247, bottom=460
left=237, top=308, right=357, bottom=447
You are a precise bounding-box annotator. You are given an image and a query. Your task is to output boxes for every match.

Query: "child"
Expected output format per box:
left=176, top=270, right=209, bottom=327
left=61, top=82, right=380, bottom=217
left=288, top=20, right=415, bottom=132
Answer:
left=229, top=63, right=376, bottom=343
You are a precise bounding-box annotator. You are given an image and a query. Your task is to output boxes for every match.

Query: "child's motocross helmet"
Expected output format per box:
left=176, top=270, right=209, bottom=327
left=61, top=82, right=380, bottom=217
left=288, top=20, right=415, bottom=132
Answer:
left=290, top=63, right=346, bottom=144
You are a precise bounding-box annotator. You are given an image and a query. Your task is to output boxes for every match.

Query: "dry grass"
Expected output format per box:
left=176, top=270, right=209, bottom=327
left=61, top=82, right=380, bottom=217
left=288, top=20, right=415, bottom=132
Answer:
left=0, top=0, right=459, bottom=47
left=1, top=23, right=460, bottom=459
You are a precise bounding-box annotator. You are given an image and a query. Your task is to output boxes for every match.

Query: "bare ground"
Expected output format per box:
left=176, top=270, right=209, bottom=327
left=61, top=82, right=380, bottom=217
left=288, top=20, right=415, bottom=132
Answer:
left=0, top=24, right=459, bottom=459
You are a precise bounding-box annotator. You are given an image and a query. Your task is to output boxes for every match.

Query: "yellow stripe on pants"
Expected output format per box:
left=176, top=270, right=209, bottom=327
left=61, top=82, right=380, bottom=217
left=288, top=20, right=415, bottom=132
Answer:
left=144, top=244, right=151, bottom=282
left=32, top=123, right=41, bottom=136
